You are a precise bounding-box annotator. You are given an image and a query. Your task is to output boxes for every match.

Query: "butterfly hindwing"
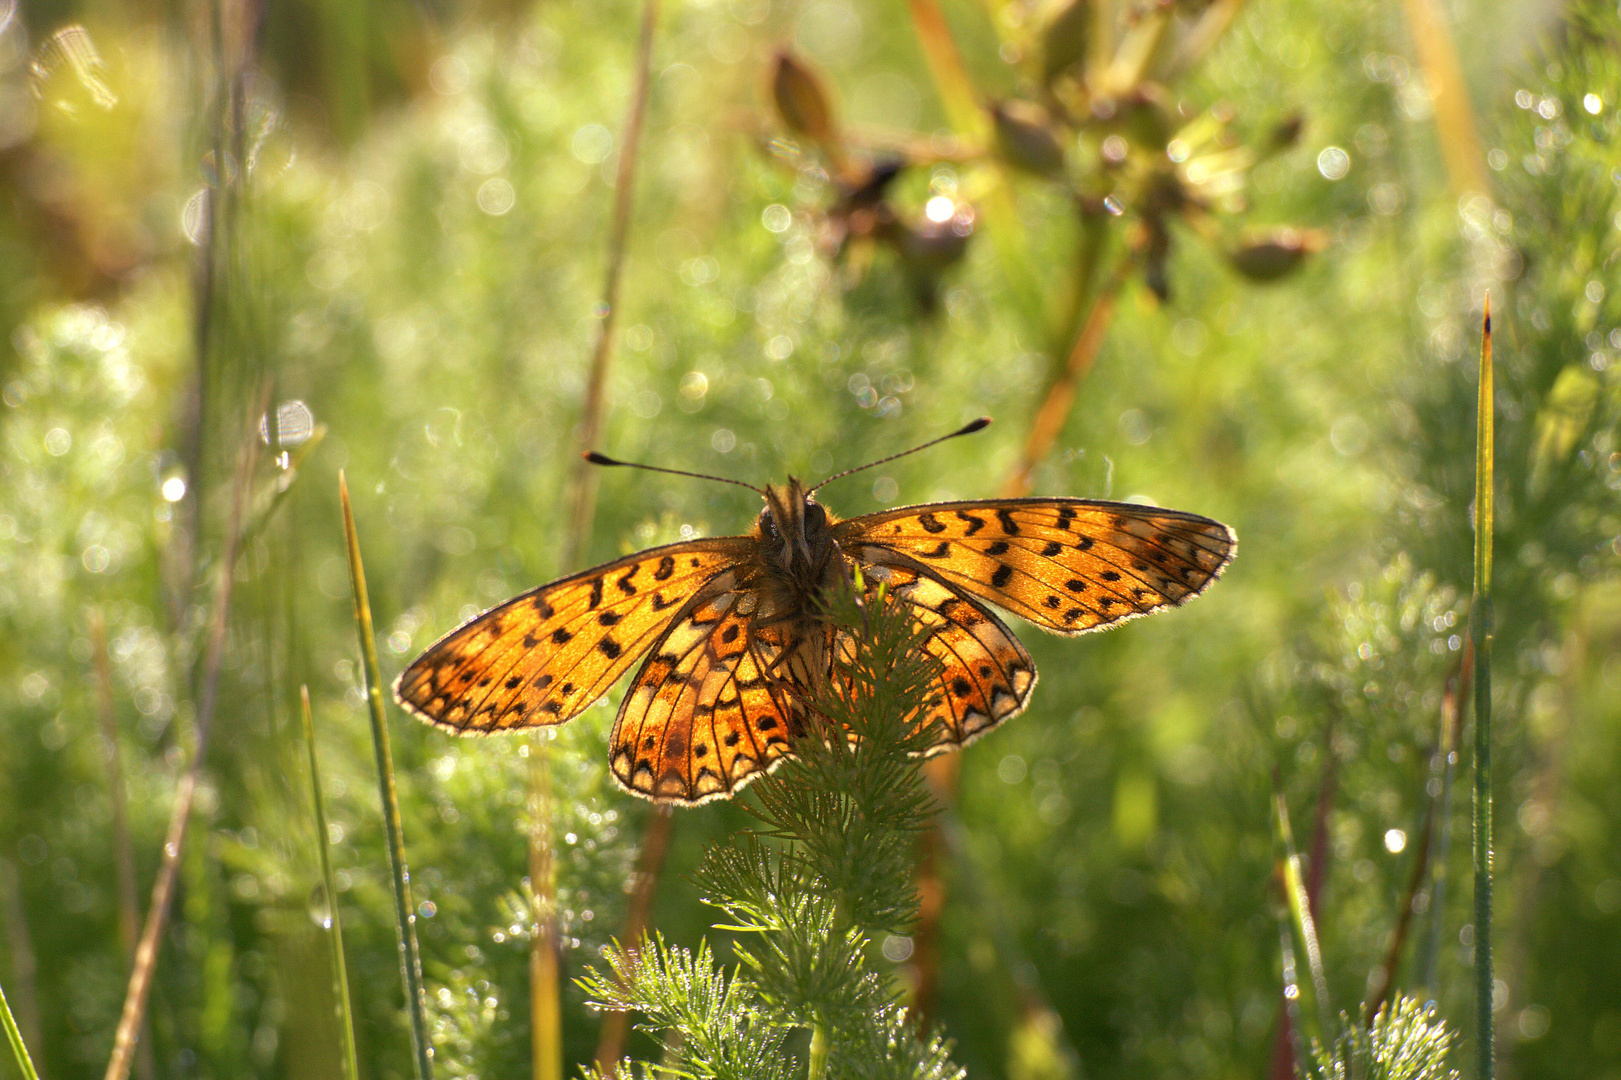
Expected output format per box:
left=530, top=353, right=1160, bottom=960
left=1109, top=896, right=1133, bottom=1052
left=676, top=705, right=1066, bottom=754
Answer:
left=393, top=538, right=749, bottom=734
left=852, top=561, right=1035, bottom=751
left=839, top=498, right=1235, bottom=635
left=609, top=592, right=801, bottom=804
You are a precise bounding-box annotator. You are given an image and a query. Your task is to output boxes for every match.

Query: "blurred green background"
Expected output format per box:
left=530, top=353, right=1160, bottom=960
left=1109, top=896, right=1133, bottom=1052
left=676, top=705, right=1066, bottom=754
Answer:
left=2, top=0, right=1619, bottom=1077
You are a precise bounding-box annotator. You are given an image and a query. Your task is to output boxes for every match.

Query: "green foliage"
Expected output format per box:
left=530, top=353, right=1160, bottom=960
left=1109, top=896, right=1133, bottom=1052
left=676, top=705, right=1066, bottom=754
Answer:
left=582, top=587, right=962, bottom=1080
left=3, top=0, right=1621, bottom=1078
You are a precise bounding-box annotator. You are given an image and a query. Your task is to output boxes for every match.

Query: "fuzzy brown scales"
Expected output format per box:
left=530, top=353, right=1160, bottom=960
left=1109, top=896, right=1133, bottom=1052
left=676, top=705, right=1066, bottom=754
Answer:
left=394, top=479, right=1236, bottom=806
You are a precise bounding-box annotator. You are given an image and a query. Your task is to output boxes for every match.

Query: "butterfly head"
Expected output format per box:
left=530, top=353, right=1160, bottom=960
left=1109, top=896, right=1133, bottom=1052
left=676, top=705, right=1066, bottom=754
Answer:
left=758, top=478, right=837, bottom=576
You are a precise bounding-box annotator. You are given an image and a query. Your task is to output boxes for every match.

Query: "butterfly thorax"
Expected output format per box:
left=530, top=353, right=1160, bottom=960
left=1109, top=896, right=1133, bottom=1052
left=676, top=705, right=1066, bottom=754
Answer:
left=747, top=478, right=848, bottom=631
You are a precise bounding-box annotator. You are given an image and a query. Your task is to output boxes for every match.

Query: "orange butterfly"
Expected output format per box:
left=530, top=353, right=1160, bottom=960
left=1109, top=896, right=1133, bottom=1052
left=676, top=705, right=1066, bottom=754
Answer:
left=393, top=419, right=1236, bottom=805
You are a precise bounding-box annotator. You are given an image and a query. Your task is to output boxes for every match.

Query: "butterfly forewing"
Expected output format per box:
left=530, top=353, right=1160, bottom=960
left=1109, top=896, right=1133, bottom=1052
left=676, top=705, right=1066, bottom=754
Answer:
left=394, top=538, right=750, bottom=734
left=610, top=593, right=799, bottom=804
left=839, top=499, right=1235, bottom=635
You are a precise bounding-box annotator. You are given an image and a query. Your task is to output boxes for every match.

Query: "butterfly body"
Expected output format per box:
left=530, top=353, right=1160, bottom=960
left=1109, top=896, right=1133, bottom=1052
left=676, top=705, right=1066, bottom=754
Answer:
left=395, top=480, right=1235, bottom=805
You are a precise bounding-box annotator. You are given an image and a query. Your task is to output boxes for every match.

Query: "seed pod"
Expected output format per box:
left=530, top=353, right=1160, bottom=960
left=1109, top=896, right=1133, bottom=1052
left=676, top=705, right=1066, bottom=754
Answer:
left=772, top=51, right=838, bottom=146
left=991, top=100, right=1067, bottom=176
left=1227, top=227, right=1326, bottom=282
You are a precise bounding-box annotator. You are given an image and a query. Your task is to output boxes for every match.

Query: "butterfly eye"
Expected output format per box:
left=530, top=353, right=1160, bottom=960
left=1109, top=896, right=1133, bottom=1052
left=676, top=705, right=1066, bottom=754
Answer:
left=803, top=501, right=827, bottom=530
left=760, top=511, right=780, bottom=539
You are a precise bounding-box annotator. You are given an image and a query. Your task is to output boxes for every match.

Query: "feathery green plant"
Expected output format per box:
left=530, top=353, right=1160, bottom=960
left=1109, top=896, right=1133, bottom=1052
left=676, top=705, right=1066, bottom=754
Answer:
left=1310, top=996, right=1460, bottom=1080
left=580, top=578, right=963, bottom=1080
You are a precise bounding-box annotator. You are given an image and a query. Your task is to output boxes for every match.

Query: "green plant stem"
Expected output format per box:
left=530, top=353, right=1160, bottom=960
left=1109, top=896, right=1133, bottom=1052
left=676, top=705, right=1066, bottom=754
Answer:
left=340, top=471, right=434, bottom=1080
left=807, top=1019, right=829, bottom=1080
left=301, top=686, right=361, bottom=1080
left=571, top=5, right=662, bottom=1075
left=1471, top=301, right=1495, bottom=1080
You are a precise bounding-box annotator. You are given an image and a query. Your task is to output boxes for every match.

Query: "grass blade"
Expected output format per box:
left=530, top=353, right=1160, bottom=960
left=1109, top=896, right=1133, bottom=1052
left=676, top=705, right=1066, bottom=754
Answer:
left=1470, top=299, right=1495, bottom=1080
left=0, top=978, right=42, bottom=1080
left=1274, top=786, right=1333, bottom=1050
left=301, top=686, right=362, bottom=1080
left=339, top=471, right=434, bottom=1080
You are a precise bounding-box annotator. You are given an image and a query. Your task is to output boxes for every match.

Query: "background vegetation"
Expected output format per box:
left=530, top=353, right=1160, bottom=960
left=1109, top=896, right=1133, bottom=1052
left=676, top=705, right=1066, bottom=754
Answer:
left=1, top=0, right=1618, bottom=1077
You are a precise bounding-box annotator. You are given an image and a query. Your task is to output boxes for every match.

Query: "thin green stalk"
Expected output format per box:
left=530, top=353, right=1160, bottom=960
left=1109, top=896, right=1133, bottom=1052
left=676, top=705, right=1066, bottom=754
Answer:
left=572, top=5, right=662, bottom=1075
left=807, top=1019, right=829, bottom=1080
left=1274, top=788, right=1333, bottom=1050
left=104, top=389, right=265, bottom=1080
left=300, top=686, right=362, bottom=1080
left=0, top=979, right=41, bottom=1080
left=1470, top=301, right=1495, bottom=1080
left=340, top=471, right=434, bottom=1080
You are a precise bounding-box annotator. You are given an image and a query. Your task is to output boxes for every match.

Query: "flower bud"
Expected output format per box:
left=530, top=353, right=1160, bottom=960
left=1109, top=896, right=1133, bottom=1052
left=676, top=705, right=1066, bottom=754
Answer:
left=1227, top=227, right=1326, bottom=282
left=772, top=51, right=837, bottom=145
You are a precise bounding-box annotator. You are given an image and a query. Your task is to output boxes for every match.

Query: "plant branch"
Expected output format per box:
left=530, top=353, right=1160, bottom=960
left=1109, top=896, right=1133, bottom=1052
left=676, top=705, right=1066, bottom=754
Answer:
left=1002, top=255, right=1131, bottom=497
left=1396, top=0, right=1491, bottom=201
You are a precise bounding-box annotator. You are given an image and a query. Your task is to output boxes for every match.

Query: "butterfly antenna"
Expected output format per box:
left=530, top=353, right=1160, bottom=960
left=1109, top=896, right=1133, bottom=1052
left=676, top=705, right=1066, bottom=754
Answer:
left=810, top=417, right=992, bottom=493
left=584, top=451, right=765, bottom=495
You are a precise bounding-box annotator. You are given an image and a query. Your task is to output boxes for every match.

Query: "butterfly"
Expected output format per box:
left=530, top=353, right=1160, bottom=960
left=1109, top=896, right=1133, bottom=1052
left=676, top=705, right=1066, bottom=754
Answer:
left=393, top=419, right=1236, bottom=805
